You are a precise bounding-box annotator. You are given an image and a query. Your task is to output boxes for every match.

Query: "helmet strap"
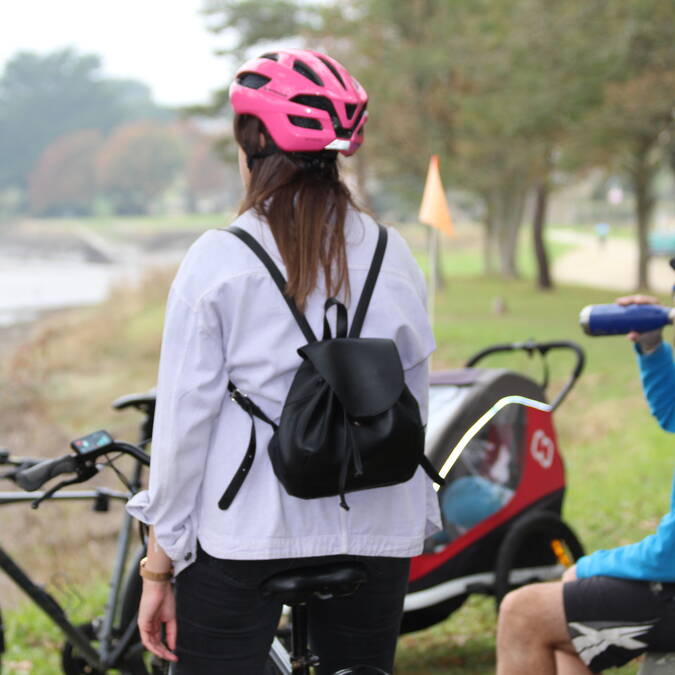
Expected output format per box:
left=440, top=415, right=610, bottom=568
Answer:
left=246, top=145, right=279, bottom=171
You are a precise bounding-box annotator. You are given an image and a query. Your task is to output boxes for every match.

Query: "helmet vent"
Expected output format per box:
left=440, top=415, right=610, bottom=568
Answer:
left=293, top=60, right=324, bottom=86
left=345, top=103, right=357, bottom=119
left=260, top=52, right=279, bottom=61
left=318, top=56, right=347, bottom=89
left=291, top=95, right=361, bottom=140
left=237, top=72, right=271, bottom=89
left=288, top=115, right=322, bottom=130
left=290, top=94, right=334, bottom=114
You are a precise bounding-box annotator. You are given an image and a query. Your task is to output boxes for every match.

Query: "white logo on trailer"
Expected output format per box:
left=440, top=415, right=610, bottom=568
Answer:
left=530, top=429, right=554, bottom=469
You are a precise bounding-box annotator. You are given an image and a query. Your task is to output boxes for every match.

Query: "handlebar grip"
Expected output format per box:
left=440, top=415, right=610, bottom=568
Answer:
left=14, top=455, right=79, bottom=491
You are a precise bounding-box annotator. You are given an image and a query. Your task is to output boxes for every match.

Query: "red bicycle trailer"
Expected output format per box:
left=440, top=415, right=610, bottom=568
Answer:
left=402, top=340, right=585, bottom=633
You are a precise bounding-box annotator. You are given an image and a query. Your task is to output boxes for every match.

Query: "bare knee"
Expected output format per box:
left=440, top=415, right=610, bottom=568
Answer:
left=498, top=583, right=569, bottom=649
left=498, top=586, right=540, bottom=641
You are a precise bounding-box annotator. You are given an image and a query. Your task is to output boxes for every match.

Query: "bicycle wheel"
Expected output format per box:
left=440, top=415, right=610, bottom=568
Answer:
left=494, top=510, right=584, bottom=606
left=61, top=622, right=104, bottom=675
left=60, top=619, right=159, bottom=675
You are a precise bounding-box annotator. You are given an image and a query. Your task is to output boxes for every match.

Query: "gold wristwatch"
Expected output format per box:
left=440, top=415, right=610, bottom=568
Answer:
left=139, top=556, right=173, bottom=582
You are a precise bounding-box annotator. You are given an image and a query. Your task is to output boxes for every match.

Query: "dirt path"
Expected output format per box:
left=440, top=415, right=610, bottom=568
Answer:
left=551, top=230, right=674, bottom=297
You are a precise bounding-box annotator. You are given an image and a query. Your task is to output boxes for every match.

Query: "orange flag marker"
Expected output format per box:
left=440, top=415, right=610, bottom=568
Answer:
left=419, top=155, right=454, bottom=237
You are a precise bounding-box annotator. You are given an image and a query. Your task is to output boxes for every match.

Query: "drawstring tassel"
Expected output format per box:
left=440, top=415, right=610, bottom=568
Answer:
left=338, top=421, right=351, bottom=511
left=349, top=418, right=364, bottom=476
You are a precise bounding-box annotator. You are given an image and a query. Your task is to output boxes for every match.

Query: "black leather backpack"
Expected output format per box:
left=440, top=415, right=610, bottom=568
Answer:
left=218, top=224, right=443, bottom=511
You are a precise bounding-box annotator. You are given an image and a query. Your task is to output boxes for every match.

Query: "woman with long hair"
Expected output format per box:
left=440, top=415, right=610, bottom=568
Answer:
left=126, top=48, right=440, bottom=674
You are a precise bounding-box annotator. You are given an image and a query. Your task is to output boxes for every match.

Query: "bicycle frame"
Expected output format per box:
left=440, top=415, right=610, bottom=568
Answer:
left=0, top=463, right=145, bottom=671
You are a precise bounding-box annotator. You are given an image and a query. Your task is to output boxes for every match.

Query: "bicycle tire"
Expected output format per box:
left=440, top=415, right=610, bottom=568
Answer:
left=61, top=622, right=105, bottom=675
left=494, top=510, right=584, bottom=606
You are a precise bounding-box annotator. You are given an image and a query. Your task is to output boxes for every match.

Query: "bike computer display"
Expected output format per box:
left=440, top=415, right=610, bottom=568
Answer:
left=70, top=430, right=114, bottom=454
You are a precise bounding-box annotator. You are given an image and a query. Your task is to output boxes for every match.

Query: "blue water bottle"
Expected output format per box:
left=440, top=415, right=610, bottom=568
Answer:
left=579, top=304, right=675, bottom=336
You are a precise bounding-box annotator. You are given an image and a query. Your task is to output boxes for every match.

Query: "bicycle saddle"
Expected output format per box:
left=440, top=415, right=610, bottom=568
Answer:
left=111, top=389, right=157, bottom=413
left=260, top=562, right=368, bottom=605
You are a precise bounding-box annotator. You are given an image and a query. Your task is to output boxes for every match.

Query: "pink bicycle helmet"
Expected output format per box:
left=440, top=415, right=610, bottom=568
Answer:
left=229, top=48, right=368, bottom=157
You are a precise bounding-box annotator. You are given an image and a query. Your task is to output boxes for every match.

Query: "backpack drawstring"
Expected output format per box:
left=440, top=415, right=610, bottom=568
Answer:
left=338, top=413, right=366, bottom=510
left=348, top=417, right=364, bottom=476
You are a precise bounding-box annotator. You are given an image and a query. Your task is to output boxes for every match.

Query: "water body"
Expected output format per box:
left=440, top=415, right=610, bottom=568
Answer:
left=0, top=225, right=197, bottom=328
left=0, top=257, right=139, bottom=326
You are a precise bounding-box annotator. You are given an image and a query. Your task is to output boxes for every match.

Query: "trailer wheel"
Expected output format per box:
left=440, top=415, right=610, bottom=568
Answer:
left=494, top=511, right=584, bottom=607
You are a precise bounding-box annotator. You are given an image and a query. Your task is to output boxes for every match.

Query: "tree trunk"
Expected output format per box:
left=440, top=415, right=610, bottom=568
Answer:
left=495, top=183, right=527, bottom=279
left=532, top=178, right=553, bottom=290
left=627, top=139, right=657, bottom=291
left=482, top=195, right=498, bottom=275
left=634, top=176, right=653, bottom=291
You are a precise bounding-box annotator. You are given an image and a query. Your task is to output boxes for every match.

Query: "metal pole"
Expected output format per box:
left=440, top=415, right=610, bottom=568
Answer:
left=427, top=226, right=439, bottom=368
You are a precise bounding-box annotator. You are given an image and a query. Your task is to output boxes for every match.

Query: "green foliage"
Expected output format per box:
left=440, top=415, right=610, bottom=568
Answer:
left=0, top=48, right=168, bottom=193
left=203, top=0, right=674, bottom=285
left=203, top=0, right=313, bottom=59
left=28, top=130, right=103, bottom=217
left=96, top=122, right=186, bottom=215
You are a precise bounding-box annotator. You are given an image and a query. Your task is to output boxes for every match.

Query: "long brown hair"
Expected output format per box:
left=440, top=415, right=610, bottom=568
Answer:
left=234, top=114, right=357, bottom=311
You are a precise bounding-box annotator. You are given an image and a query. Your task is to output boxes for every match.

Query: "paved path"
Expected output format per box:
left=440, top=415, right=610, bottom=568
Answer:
left=551, top=230, right=674, bottom=296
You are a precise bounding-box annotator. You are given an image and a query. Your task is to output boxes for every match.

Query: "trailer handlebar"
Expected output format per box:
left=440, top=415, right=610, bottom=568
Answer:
left=465, top=340, right=585, bottom=411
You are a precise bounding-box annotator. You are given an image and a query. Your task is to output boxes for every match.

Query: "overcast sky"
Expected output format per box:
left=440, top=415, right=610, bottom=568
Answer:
left=1, top=0, right=234, bottom=106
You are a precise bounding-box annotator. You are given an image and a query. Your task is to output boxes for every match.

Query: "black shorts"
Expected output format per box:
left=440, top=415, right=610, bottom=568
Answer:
left=170, top=544, right=411, bottom=674
left=564, top=575, right=675, bottom=673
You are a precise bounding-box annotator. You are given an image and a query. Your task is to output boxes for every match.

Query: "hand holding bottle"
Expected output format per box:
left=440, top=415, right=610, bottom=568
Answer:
left=615, top=294, right=663, bottom=353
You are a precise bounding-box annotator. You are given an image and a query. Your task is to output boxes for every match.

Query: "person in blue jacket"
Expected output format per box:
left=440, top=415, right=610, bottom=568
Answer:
left=496, top=293, right=675, bottom=674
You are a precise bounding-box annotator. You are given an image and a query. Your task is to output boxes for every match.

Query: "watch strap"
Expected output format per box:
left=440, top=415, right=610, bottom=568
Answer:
left=139, top=556, right=173, bottom=582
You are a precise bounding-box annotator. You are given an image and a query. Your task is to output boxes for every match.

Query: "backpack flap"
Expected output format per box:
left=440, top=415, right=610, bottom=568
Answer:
left=298, top=338, right=404, bottom=419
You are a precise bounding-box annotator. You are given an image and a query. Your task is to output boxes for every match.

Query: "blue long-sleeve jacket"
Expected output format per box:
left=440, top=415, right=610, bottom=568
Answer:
left=576, top=341, right=675, bottom=581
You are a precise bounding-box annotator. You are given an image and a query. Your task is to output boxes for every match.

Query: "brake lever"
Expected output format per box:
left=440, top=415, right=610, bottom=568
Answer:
left=30, top=463, right=98, bottom=509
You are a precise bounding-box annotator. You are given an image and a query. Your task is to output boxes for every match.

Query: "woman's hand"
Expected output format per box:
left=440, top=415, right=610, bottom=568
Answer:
left=138, top=579, right=179, bottom=663
left=616, top=294, right=663, bottom=352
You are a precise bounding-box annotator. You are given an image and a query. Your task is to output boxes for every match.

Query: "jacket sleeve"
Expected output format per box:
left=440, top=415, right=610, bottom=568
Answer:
left=576, top=503, right=675, bottom=582
left=636, top=342, right=675, bottom=432
left=126, top=286, right=228, bottom=563
left=575, top=344, right=675, bottom=580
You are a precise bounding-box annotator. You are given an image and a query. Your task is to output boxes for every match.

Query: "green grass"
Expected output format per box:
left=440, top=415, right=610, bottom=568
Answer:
left=3, top=229, right=671, bottom=673
left=3, top=581, right=110, bottom=674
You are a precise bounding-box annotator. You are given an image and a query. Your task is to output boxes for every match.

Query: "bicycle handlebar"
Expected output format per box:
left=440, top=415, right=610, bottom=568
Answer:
left=464, top=339, right=585, bottom=411
left=14, top=436, right=150, bottom=493
left=14, top=455, right=80, bottom=491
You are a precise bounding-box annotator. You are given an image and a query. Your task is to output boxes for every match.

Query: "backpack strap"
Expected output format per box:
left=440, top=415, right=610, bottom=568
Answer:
left=349, top=225, right=388, bottom=338
left=218, top=382, right=278, bottom=510
left=227, top=226, right=317, bottom=344
left=420, top=455, right=445, bottom=486
left=220, top=225, right=318, bottom=510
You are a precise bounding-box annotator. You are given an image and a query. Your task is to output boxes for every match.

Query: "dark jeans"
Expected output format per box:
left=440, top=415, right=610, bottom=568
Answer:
left=170, top=544, right=410, bottom=674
